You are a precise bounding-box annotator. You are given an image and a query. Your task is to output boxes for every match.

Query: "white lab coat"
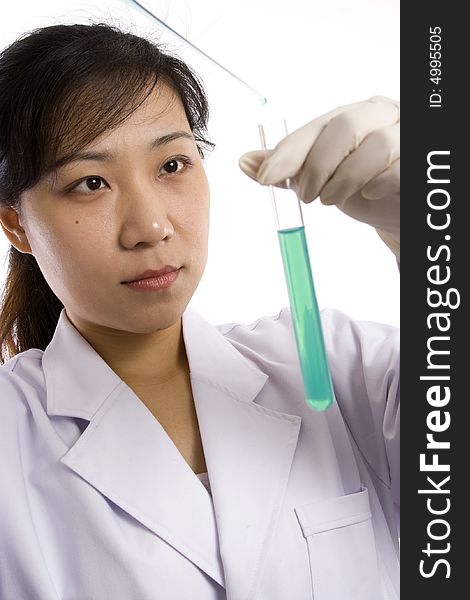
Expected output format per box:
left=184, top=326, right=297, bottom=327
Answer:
left=0, top=305, right=399, bottom=600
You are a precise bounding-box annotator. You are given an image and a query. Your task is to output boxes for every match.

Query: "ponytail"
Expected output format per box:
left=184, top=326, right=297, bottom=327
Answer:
left=0, top=248, right=63, bottom=363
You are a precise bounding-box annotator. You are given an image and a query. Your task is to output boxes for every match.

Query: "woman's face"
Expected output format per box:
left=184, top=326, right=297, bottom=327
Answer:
left=14, top=84, right=210, bottom=333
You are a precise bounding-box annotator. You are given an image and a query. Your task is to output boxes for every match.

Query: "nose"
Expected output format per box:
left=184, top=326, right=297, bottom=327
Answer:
left=119, top=181, right=175, bottom=249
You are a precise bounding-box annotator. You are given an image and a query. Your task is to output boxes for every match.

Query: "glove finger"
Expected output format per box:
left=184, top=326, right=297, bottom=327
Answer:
left=332, top=180, right=400, bottom=237
left=297, top=97, right=400, bottom=203
left=319, top=122, right=400, bottom=205
left=255, top=102, right=363, bottom=185
left=239, top=150, right=295, bottom=191
left=239, top=150, right=271, bottom=181
left=362, top=158, right=400, bottom=200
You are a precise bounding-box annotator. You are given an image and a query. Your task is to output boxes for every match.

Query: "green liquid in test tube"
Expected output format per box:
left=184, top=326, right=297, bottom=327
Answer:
left=259, top=121, right=334, bottom=411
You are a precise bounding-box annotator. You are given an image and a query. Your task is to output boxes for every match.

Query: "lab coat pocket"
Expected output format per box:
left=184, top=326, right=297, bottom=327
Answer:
left=295, top=486, right=382, bottom=600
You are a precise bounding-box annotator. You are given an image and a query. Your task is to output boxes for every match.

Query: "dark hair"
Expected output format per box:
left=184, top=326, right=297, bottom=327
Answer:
left=0, top=22, right=214, bottom=364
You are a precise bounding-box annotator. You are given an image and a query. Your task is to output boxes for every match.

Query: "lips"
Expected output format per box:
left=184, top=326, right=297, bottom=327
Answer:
left=122, top=266, right=180, bottom=283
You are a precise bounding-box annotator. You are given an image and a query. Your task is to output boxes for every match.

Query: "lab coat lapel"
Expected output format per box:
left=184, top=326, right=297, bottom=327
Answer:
left=43, top=307, right=302, bottom=600
left=183, top=308, right=302, bottom=599
left=44, top=310, right=225, bottom=587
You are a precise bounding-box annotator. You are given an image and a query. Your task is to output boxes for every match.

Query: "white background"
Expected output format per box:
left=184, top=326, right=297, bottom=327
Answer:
left=0, top=0, right=400, bottom=327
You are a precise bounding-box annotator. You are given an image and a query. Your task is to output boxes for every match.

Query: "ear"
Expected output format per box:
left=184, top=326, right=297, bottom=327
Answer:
left=0, top=206, right=33, bottom=254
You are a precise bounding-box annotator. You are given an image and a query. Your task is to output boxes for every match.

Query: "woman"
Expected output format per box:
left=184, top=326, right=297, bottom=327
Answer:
left=0, top=22, right=399, bottom=600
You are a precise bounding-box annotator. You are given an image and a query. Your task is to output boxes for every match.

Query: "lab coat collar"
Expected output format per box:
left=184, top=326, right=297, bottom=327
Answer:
left=43, top=306, right=301, bottom=599
left=44, top=306, right=268, bottom=420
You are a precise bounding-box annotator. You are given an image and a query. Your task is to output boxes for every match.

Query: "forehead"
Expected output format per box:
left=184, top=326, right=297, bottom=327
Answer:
left=123, top=84, right=187, bottom=127
left=86, top=84, right=190, bottom=146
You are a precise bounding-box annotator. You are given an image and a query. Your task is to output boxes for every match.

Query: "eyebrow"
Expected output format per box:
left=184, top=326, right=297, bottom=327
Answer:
left=49, top=131, right=195, bottom=174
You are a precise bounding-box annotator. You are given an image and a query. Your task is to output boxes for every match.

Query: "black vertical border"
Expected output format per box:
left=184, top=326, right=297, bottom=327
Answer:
left=401, top=2, right=465, bottom=597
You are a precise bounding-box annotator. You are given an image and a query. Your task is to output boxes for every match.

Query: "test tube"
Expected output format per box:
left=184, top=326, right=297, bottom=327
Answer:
left=258, top=120, right=334, bottom=411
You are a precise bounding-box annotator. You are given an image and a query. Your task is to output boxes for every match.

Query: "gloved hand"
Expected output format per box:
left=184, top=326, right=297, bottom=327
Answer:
left=239, top=96, right=400, bottom=261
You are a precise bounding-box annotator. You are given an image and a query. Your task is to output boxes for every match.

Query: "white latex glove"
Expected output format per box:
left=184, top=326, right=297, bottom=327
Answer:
left=239, top=96, right=400, bottom=261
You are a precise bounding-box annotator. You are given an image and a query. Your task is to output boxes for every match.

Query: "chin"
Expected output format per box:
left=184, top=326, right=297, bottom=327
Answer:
left=130, top=302, right=187, bottom=334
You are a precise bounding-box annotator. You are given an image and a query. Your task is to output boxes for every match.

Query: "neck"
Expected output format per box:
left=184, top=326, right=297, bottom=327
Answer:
left=67, top=313, right=188, bottom=391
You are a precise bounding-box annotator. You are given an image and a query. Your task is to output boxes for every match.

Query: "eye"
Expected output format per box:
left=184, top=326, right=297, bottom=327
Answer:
left=159, top=156, right=193, bottom=176
left=69, top=176, right=106, bottom=194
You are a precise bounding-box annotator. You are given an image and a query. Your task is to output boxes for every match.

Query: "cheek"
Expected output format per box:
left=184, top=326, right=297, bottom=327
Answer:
left=194, top=174, right=210, bottom=230
left=189, top=198, right=210, bottom=252
left=175, top=178, right=210, bottom=243
left=27, top=212, right=108, bottom=285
